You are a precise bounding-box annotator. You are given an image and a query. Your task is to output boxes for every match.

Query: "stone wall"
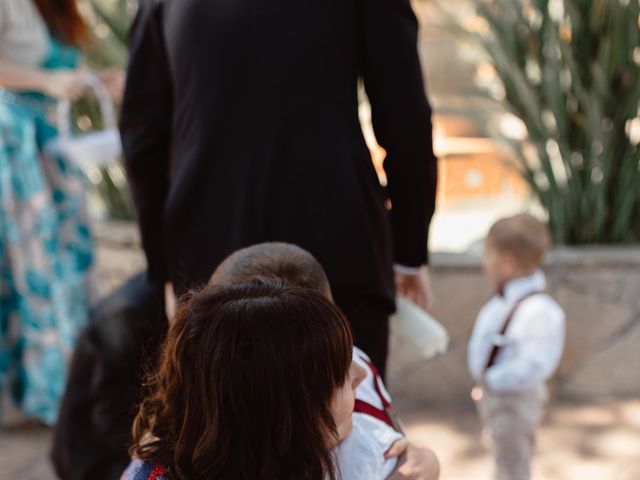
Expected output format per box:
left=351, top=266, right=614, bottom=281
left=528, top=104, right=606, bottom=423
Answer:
left=387, top=248, right=640, bottom=406
left=93, top=222, right=640, bottom=405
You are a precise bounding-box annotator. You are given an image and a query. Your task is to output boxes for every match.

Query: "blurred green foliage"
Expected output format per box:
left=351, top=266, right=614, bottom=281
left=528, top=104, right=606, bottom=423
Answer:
left=84, top=0, right=133, bottom=68
left=76, top=0, right=136, bottom=220
left=462, top=0, right=640, bottom=244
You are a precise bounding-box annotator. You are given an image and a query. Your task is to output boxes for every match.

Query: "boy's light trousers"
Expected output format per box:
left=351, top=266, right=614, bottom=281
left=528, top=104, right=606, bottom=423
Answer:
left=474, top=385, right=548, bottom=480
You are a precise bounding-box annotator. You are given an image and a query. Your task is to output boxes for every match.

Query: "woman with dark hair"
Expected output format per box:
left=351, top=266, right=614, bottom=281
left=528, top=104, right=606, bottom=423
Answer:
left=123, top=279, right=367, bottom=480
left=0, top=0, right=95, bottom=424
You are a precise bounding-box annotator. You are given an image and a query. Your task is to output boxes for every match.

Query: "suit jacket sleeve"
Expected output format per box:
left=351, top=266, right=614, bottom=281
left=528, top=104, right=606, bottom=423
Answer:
left=120, top=0, right=172, bottom=282
left=360, top=0, right=437, bottom=266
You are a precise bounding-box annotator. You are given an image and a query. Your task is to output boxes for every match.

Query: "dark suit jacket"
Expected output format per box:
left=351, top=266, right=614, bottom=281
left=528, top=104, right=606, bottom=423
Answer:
left=120, top=0, right=437, bottom=303
left=51, top=274, right=166, bottom=480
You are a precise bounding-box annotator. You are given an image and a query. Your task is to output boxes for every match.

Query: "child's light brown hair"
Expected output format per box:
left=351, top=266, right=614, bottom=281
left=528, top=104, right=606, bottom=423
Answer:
left=487, top=213, right=551, bottom=271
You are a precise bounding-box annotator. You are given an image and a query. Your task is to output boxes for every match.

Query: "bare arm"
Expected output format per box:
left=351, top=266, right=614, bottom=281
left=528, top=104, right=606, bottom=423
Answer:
left=0, top=59, right=49, bottom=90
left=0, top=59, right=87, bottom=100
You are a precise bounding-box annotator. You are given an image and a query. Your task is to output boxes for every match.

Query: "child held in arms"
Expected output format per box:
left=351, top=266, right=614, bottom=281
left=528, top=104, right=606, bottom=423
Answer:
left=54, top=244, right=438, bottom=480
left=207, top=242, right=439, bottom=480
left=468, top=214, right=565, bottom=480
left=124, top=243, right=439, bottom=479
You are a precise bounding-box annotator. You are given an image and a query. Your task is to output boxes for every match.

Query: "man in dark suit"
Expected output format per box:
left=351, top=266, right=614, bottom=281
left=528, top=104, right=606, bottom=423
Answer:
left=120, top=0, right=437, bottom=375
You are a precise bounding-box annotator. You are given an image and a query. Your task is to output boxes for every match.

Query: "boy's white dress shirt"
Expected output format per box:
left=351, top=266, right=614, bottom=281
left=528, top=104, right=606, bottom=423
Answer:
left=333, top=347, right=402, bottom=479
left=467, top=270, right=565, bottom=392
left=353, top=347, right=393, bottom=410
left=336, top=412, right=403, bottom=479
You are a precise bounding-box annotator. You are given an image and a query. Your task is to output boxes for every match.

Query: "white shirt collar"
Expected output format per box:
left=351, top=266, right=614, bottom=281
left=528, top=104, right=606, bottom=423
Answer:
left=502, top=270, right=546, bottom=302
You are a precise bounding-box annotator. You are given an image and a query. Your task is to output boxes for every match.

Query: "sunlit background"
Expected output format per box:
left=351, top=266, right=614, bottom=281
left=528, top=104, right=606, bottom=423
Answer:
left=2, top=2, right=637, bottom=479
left=77, top=0, right=640, bottom=253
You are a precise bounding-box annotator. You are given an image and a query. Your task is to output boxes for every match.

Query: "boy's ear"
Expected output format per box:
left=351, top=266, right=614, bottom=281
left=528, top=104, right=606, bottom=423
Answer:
left=501, top=251, right=520, bottom=275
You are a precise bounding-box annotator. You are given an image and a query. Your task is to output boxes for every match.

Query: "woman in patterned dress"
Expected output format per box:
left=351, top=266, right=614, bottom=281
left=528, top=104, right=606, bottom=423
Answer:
left=0, top=0, right=94, bottom=425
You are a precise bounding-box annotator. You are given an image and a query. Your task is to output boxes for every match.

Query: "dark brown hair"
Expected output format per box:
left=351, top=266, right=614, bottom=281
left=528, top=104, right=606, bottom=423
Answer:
left=210, top=242, right=331, bottom=295
left=488, top=213, right=551, bottom=270
left=33, top=0, right=89, bottom=47
left=131, top=279, right=353, bottom=480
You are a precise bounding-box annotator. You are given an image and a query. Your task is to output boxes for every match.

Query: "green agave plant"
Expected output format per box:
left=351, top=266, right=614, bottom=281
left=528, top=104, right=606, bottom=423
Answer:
left=84, top=0, right=133, bottom=69
left=71, top=0, right=136, bottom=220
left=461, top=0, right=640, bottom=244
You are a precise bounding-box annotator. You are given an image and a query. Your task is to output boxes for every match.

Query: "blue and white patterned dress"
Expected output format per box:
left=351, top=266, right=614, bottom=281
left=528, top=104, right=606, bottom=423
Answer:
left=0, top=0, right=93, bottom=425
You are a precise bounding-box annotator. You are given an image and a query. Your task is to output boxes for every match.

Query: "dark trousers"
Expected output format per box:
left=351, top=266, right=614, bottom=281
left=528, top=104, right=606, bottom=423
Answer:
left=332, top=291, right=394, bottom=380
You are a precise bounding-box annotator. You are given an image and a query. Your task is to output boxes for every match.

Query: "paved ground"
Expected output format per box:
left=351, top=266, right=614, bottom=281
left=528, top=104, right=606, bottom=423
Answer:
left=1, top=399, right=639, bottom=480
left=399, top=399, right=640, bottom=480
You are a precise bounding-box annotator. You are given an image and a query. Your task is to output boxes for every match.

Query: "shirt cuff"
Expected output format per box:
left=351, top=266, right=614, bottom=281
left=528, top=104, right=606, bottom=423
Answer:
left=393, top=264, right=421, bottom=275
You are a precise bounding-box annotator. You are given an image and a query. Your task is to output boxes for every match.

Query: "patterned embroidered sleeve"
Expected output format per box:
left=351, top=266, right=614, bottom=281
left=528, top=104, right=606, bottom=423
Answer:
left=121, top=459, right=167, bottom=480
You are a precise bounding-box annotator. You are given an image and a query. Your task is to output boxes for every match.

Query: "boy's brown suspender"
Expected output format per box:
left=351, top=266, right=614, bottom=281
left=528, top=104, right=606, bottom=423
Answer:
left=484, top=291, right=545, bottom=371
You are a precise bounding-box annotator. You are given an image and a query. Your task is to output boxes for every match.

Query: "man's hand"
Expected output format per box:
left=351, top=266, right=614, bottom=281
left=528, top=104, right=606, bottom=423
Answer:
left=387, top=441, right=440, bottom=480
left=395, top=265, right=434, bottom=312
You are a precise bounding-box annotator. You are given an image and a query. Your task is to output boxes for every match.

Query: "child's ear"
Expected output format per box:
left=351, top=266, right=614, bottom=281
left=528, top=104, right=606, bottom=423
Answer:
left=502, top=251, right=519, bottom=275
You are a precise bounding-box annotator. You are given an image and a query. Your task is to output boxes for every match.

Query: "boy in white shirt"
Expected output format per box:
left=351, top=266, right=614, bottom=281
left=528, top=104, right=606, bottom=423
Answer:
left=210, top=242, right=439, bottom=480
left=468, top=214, right=565, bottom=480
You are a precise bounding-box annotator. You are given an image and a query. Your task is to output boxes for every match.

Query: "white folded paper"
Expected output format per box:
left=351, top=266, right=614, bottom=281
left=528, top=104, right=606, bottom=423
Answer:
left=390, top=296, right=449, bottom=359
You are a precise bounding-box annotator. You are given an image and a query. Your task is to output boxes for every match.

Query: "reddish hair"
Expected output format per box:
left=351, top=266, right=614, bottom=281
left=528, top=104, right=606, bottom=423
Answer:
left=33, top=0, right=89, bottom=47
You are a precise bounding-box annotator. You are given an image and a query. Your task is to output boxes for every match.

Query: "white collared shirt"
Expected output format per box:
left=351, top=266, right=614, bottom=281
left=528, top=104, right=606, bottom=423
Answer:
left=330, top=347, right=400, bottom=479
left=335, top=413, right=402, bottom=480
left=467, top=270, right=565, bottom=392
left=353, top=347, right=392, bottom=410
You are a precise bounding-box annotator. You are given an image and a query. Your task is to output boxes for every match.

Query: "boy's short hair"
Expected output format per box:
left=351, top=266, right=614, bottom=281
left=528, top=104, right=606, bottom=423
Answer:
left=487, top=213, right=551, bottom=269
left=209, top=242, right=331, bottom=295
